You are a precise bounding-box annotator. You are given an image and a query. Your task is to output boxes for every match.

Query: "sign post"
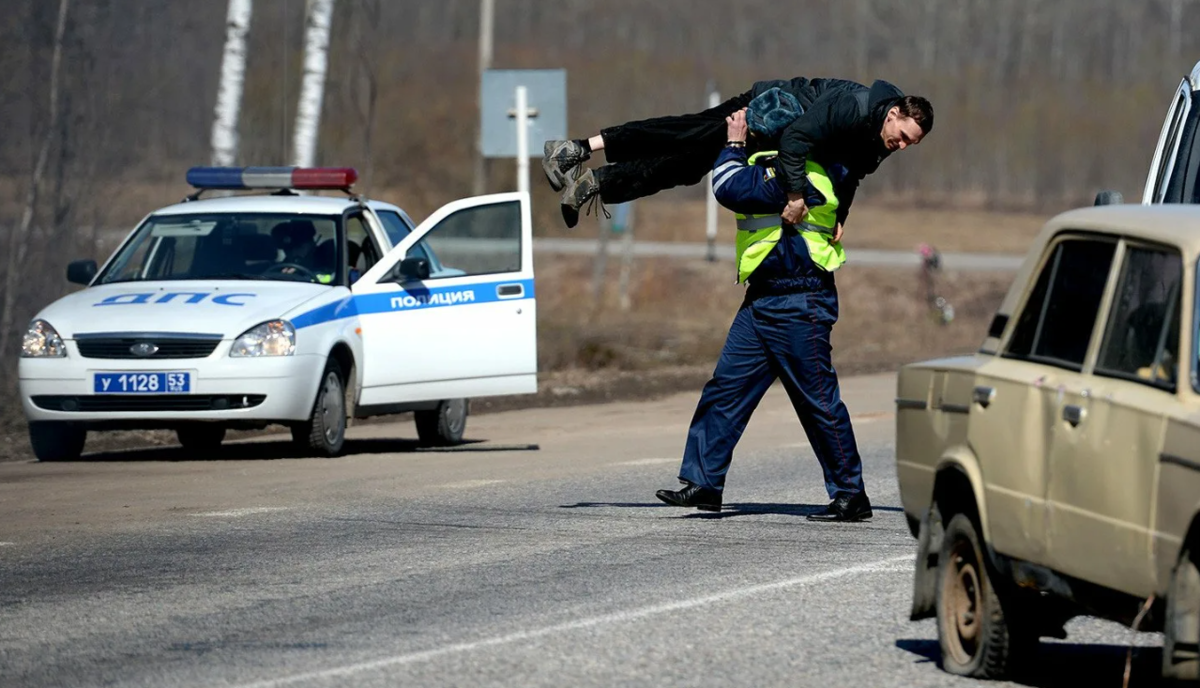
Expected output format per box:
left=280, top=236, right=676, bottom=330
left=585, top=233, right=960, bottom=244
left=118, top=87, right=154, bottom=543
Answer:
left=482, top=69, right=566, bottom=193
left=514, top=86, right=530, bottom=195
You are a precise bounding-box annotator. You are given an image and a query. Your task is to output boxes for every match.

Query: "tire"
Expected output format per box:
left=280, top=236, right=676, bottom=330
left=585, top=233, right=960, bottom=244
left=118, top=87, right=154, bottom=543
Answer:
left=1164, top=547, right=1200, bottom=683
left=935, top=512, right=1034, bottom=679
left=291, top=360, right=347, bottom=457
left=415, top=398, right=467, bottom=446
left=28, top=421, right=86, bottom=462
left=176, top=424, right=226, bottom=451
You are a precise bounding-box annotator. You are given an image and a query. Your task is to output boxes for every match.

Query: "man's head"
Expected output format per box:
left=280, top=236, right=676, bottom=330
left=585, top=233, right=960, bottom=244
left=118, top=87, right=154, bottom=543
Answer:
left=880, top=96, right=934, bottom=152
left=272, top=220, right=317, bottom=262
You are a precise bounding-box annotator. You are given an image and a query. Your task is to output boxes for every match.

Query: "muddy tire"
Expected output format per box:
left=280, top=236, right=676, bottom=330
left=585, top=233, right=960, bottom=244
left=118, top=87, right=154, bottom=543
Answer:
left=292, top=360, right=347, bottom=457
left=28, top=421, right=86, bottom=462
left=176, top=424, right=226, bottom=452
left=1164, top=547, right=1200, bottom=683
left=935, top=512, right=1034, bottom=678
left=415, top=398, right=467, bottom=446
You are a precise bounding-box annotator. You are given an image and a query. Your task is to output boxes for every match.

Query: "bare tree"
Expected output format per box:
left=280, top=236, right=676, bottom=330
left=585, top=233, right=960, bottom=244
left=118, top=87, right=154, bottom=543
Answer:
left=0, top=0, right=69, bottom=368
left=292, top=0, right=336, bottom=169
left=211, top=0, right=254, bottom=167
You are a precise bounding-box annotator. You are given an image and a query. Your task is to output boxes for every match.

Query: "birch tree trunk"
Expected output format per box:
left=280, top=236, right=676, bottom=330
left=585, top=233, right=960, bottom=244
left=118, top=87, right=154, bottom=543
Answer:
left=292, top=0, right=336, bottom=169
left=0, top=0, right=69, bottom=366
left=210, top=0, right=253, bottom=167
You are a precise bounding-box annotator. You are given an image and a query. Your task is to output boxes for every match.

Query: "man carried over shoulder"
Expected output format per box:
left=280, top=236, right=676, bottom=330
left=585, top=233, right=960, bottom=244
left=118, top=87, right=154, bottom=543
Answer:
left=542, top=77, right=933, bottom=229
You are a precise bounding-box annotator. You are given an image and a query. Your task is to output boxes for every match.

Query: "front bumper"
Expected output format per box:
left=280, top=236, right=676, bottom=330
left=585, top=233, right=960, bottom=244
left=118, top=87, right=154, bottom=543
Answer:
left=19, top=351, right=325, bottom=425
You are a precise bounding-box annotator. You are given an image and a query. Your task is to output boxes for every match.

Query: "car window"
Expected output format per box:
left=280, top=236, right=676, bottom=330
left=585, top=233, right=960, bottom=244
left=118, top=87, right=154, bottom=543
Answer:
left=375, top=210, right=412, bottom=247
left=404, top=201, right=521, bottom=279
left=345, top=213, right=382, bottom=273
left=1004, top=237, right=1116, bottom=371
left=1095, top=247, right=1182, bottom=391
left=98, top=213, right=342, bottom=285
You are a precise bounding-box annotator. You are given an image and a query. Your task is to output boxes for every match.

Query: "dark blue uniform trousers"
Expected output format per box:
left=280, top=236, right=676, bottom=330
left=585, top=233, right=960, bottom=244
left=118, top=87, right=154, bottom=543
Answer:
left=678, top=289, right=865, bottom=499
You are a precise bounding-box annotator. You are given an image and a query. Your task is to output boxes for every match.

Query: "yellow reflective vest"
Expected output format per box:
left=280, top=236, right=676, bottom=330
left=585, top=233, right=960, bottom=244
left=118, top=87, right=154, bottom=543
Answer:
left=733, top=151, right=846, bottom=284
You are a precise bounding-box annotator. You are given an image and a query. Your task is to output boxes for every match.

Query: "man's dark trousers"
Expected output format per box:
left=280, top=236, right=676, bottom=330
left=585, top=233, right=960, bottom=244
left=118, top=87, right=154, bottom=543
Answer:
left=677, top=287, right=865, bottom=500
left=595, top=90, right=754, bottom=204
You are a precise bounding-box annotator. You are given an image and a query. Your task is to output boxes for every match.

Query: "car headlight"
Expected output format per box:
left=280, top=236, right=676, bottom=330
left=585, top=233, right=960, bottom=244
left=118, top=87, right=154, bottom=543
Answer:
left=230, top=320, right=296, bottom=357
left=21, top=320, right=67, bottom=358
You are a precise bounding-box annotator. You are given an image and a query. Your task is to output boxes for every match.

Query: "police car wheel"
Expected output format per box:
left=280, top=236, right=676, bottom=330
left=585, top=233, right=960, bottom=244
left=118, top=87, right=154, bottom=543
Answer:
left=176, top=424, right=226, bottom=451
left=292, top=361, right=347, bottom=457
left=415, top=398, right=467, bottom=446
left=28, top=421, right=86, bottom=462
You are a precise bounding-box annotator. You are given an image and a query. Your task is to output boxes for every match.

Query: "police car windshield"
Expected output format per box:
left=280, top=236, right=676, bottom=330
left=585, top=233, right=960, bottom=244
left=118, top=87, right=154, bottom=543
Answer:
left=98, top=213, right=343, bottom=285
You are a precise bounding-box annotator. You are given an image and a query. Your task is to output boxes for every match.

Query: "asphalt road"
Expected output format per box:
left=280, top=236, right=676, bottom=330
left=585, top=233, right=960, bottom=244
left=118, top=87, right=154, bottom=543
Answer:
left=0, top=373, right=1164, bottom=687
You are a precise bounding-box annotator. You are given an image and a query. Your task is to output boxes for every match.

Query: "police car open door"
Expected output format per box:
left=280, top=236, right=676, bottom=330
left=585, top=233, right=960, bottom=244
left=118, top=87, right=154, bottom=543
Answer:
left=352, top=192, right=536, bottom=407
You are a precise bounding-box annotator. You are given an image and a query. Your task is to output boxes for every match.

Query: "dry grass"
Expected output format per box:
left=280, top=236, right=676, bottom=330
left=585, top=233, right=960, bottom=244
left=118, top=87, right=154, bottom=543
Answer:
left=534, top=253, right=1013, bottom=376
left=541, top=196, right=1050, bottom=255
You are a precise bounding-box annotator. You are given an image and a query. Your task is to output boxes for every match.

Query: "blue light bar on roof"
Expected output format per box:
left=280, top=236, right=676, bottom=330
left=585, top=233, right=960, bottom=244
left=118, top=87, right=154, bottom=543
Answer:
left=186, top=166, right=358, bottom=190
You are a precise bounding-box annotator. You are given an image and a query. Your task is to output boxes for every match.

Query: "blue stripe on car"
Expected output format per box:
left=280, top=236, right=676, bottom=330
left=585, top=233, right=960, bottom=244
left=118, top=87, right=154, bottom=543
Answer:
left=290, top=278, right=535, bottom=329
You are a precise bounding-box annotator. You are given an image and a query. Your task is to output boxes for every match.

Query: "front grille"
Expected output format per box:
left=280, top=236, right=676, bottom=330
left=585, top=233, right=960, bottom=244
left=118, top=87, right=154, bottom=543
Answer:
left=76, top=335, right=222, bottom=359
left=33, top=395, right=266, bottom=413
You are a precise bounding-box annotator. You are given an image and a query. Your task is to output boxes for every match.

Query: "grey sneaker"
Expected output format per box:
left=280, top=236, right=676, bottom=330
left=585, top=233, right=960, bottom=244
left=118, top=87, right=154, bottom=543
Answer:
left=559, top=167, right=607, bottom=229
left=542, top=139, right=590, bottom=192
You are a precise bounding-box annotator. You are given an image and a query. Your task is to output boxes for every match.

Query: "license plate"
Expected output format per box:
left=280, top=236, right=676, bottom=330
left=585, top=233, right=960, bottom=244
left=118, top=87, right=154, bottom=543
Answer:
left=93, top=372, right=191, bottom=394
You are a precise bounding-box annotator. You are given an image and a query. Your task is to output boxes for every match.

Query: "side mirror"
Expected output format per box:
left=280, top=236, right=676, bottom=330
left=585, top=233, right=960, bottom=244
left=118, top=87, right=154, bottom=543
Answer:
left=395, top=257, right=430, bottom=281
left=66, top=259, right=97, bottom=285
left=1094, top=190, right=1123, bottom=206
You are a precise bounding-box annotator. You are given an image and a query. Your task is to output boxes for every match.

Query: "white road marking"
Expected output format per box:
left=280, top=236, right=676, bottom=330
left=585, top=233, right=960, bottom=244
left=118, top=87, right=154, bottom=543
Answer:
left=435, top=479, right=507, bottom=489
left=0, top=542, right=15, bottom=547
left=223, top=554, right=914, bottom=688
left=192, top=507, right=290, bottom=518
left=613, top=457, right=678, bottom=466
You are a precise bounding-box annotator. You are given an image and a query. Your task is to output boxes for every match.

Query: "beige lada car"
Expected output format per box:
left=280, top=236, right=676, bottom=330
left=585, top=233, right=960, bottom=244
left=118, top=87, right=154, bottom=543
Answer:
left=896, top=203, right=1200, bottom=682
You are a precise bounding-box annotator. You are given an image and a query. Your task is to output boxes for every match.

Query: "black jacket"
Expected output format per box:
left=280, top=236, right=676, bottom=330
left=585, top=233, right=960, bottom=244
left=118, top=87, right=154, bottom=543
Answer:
left=749, top=78, right=904, bottom=225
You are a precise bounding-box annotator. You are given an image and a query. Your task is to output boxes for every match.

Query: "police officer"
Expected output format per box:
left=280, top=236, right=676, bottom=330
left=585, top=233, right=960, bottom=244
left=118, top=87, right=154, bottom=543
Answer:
left=654, top=106, right=927, bottom=521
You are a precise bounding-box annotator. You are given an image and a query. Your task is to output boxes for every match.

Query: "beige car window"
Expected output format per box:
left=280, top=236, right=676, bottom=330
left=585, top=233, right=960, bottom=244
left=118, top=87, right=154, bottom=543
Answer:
left=1095, top=247, right=1182, bottom=391
left=1004, top=238, right=1116, bottom=370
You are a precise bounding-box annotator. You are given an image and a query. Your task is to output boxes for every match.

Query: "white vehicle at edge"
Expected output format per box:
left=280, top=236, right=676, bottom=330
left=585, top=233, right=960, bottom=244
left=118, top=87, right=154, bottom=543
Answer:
left=18, top=166, right=538, bottom=460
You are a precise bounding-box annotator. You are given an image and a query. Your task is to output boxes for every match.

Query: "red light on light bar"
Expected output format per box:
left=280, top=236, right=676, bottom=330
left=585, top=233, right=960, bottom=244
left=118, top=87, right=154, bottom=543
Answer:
left=291, top=167, right=357, bottom=189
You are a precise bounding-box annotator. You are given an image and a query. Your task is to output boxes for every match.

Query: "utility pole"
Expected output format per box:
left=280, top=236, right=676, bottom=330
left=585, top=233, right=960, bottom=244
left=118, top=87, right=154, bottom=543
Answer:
left=1170, top=0, right=1185, bottom=58
left=292, top=0, right=336, bottom=170
left=473, top=0, right=494, bottom=195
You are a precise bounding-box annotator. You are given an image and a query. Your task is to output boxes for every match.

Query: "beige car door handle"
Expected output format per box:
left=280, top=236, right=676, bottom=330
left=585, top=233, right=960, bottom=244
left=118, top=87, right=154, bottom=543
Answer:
left=1063, top=404, right=1086, bottom=426
left=973, top=386, right=995, bottom=408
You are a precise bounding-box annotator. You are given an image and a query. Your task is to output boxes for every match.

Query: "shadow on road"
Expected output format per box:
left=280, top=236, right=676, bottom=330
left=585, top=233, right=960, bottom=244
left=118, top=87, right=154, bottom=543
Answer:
left=896, top=638, right=1166, bottom=687
left=63, top=437, right=540, bottom=463
left=681, top=502, right=906, bottom=519
left=558, top=501, right=905, bottom=518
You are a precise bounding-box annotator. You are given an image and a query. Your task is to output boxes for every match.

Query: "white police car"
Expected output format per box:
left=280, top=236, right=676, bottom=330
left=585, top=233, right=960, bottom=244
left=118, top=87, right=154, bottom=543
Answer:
left=18, top=167, right=537, bottom=460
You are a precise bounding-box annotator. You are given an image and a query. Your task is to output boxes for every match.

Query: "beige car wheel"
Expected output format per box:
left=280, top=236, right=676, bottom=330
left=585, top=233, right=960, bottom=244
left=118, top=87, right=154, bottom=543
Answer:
left=935, top=513, right=1033, bottom=678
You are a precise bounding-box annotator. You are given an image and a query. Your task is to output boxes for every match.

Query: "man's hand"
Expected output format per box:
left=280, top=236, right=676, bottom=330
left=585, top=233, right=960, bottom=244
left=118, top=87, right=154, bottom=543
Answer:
left=782, top=193, right=808, bottom=224
left=725, top=108, right=748, bottom=143
left=833, top=222, right=844, bottom=243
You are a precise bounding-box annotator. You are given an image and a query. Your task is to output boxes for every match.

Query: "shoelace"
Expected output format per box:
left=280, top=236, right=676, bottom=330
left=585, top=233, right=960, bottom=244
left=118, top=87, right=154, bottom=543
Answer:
left=584, top=192, right=610, bottom=220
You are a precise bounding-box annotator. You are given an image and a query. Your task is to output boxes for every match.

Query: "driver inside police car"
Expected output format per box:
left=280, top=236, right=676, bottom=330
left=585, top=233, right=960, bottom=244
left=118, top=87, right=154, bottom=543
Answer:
left=271, top=220, right=319, bottom=268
